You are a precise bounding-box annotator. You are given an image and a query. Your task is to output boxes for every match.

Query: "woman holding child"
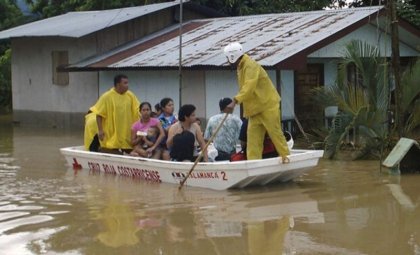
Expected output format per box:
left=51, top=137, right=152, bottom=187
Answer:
left=130, top=102, right=165, bottom=159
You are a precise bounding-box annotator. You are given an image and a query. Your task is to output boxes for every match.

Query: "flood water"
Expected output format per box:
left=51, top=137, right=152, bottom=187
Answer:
left=0, top=116, right=419, bottom=255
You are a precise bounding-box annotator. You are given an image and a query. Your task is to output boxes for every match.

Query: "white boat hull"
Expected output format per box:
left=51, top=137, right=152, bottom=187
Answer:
left=60, top=146, right=323, bottom=190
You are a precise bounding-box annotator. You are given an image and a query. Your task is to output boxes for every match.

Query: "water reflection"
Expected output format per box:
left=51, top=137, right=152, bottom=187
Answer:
left=0, top=117, right=419, bottom=254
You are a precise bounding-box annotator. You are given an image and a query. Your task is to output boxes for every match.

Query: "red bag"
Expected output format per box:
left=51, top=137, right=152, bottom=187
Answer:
left=230, top=151, right=246, bottom=161
left=263, top=137, right=276, bottom=154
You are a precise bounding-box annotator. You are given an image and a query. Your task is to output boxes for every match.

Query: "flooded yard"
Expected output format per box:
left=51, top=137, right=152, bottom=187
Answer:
left=0, top=117, right=419, bottom=255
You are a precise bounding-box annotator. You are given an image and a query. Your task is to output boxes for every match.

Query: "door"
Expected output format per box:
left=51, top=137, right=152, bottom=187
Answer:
left=294, top=64, right=324, bottom=130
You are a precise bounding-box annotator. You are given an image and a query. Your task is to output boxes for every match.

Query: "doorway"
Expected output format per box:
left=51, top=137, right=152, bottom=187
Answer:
left=294, top=64, right=324, bottom=130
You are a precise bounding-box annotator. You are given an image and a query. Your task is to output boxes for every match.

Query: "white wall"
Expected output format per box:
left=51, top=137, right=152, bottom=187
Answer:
left=308, top=24, right=419, bottom=58
left=205, top=70, right=240, bottom=118
left=99, top=70, right=180, bottom=112
left=11, top=37, right=98, bottom=113
left=206, top=69, right=294, bottom=120
left=279, top=70, right=294, bottom=120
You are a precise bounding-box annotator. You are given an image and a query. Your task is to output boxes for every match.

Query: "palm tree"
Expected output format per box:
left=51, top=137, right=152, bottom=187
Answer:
left=313, top=40, right=420, bottom=159
left=312, top=40, right=389, bottom=159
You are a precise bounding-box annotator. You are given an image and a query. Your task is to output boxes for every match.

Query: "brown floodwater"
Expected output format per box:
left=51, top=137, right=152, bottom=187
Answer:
left=0, top=116, right=419, bottom=255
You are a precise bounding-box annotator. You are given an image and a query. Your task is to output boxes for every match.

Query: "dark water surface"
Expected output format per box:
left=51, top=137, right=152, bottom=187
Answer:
left=0, top=117, right=419, bottom=255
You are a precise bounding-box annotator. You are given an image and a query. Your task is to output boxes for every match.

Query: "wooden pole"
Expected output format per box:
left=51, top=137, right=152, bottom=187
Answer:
left=178, top=0, right=183, bottom=107
left=179, top=113, right=229, bottom=190
left=388, top=0, right=403, bottom=138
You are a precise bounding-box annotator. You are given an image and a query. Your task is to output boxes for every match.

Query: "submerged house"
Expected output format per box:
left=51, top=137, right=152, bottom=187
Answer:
left=0, top=3, right=419, bottom=129
left=67, top=6, right=420, bottom=131
left=0, top=0, right=220, bottom=128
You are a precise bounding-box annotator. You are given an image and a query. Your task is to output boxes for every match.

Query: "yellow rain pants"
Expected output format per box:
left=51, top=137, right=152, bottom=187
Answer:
left=247, top=217, right=290, bottom=255
left=247, top=105, right=290, bottom=159
left=234, top=54, right=290, bottom=160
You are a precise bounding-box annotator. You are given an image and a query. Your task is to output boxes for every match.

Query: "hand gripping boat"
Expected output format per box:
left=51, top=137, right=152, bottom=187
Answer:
left=60, top=146, right=323, bottom=190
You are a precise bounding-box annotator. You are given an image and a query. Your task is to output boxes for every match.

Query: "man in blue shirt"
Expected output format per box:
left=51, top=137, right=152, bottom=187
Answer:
left=204, top=98, right=242, bottom=161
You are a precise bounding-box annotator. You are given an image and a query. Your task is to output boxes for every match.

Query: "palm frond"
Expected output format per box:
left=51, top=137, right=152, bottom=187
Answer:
left=401, top=59, right=420, bottom=113
left=404, top=99, right=420, bottom=134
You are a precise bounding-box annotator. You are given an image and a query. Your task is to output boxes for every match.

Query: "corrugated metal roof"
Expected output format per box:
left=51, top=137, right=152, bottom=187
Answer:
left=0, top=1, right=183, bottom=39
left=69, top=6, right=386, bottom=69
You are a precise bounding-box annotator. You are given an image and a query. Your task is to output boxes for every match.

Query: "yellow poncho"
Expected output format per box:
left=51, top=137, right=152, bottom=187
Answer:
left=90, top=88, right=140, bottom=149
left=84, top=112, right=98, bottom=150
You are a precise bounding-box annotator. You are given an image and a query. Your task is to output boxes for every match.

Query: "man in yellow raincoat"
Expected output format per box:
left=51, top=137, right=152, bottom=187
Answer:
left=90, top=74, right=140, bottom=154
left=224, top=42, right=290, bottom=162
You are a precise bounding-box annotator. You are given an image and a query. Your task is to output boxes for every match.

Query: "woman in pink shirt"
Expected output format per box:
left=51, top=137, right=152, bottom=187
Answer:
left=130, top=102, right=165, bottom=159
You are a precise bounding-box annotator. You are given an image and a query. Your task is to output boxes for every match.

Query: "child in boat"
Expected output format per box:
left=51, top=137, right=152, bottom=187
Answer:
left=132, top=126, right=159, bottom=157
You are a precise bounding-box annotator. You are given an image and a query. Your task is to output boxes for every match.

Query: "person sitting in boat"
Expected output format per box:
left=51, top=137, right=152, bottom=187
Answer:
left=204, top=98, right=242, bottom=161
left=158, top=98, right=178, bottom=160
left=84, top=110, right=99, bottom=152
left=167, top=104, right=208, bottom=162
left=130, top=102, right=165, bottom=159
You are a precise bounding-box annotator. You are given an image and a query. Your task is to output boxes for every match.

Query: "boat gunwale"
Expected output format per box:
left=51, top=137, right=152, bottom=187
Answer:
left=60, top=146, right=324, bottom=171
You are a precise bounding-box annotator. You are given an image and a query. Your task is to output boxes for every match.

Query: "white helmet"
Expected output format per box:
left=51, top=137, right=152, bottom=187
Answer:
left=224, top=42, right=243, bottom=64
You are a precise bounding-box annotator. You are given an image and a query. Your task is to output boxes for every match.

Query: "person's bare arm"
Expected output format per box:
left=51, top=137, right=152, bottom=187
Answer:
left=195, top=123, right=208, bottom=162
left=131, top=129, right=141, bottom=147
left=153, top=123, right=165, bottom=149
left=166, top=125, right=177, bottom=149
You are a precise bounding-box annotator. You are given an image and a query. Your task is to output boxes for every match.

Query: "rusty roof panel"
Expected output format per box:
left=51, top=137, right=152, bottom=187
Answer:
left=69, top=6, right=385, bottom=70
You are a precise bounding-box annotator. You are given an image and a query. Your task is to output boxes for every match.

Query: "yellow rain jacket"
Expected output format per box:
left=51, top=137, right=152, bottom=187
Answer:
left=90, top=88, right=140, bottom=149
left=84, top=112, right=98, bottom=150
left=234, top=54, right=280, bottom=118
left=234, top=54, right=289, bottom=159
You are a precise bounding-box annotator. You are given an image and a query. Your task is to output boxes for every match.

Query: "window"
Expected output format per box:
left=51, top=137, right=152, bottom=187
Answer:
left=52, top=51, right=69, bottom=85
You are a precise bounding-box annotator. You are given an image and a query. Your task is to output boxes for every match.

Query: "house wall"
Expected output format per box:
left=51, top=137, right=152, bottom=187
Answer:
left=96, top=9, right=175, bottom=53
left=307, top=58, right=338, bottom=88
left=308, top=24, right=419, bottom=58
left=181, top=70, right=206, bottom=119
left=95, top=8, right=213, bottom=54
left=11, top=36, right=98, bottom=128
left=98, top=69, right=295, bottom=122
left=9, top=7, right=214, bottom=128
left=205, top=70, right=240, bottom=118
left=99, top=70, right=180, bottom=112
left=279, top=70, right=295, bottom=120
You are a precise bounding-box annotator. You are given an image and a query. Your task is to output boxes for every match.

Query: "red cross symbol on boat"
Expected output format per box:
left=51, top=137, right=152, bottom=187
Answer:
left=72, top=158, right=82, bottom=170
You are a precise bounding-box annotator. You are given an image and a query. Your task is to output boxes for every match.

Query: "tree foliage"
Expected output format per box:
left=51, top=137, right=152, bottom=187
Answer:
left=22, top=0, right=420, bottom=26
left=24, top=0, right=351, bottom=18
left=350, top=0, right=420, bottom=28
left=0, top=48, right=12, bottom=111
left=24, top=0, right=170, bottom=18
left=400, top=60, right=420, bottom=135
left=0, top=0, right=24, bottom=30
left=312, top=40, right=420, bottom=159
left=0, top=1, right=23, bottom=111
left=312, top=40, right=390, bottom=159
left=193, top=0, right=346, bottom=16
